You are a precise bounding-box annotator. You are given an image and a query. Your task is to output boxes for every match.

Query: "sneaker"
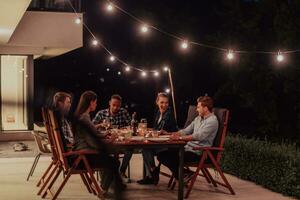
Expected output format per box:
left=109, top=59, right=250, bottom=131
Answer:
left=137, top=176, right=155, bottom=185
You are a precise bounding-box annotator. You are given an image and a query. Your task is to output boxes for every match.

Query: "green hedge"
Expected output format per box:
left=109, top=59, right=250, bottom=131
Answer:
left=221, top=135, right=300, bottom=198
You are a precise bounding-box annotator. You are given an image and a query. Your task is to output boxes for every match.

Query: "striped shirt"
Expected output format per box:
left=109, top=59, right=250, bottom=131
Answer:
left=180, top=113, right=218, bottom=155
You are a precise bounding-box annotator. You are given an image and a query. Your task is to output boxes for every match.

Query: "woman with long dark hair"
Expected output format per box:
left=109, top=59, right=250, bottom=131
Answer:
left=73, top=91, right=125, bottom=199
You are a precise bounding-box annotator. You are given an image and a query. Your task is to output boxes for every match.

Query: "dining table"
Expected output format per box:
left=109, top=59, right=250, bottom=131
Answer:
left=104, top=130, right=187, bottom=200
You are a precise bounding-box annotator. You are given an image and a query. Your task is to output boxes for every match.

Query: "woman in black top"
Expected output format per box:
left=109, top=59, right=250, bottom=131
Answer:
left=137, top=92, right=178, bottom=185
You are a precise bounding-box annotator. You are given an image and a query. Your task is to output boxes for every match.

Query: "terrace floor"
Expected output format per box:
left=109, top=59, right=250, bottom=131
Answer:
left=0, top=141, right=296, bottom=200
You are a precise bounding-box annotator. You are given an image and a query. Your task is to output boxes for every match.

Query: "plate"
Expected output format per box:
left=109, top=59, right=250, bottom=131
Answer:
left=159, top=135, right=170, bottom=138
left=130, top=136, right=144, bottom=141
left=147, top=138, right=169, bottom=142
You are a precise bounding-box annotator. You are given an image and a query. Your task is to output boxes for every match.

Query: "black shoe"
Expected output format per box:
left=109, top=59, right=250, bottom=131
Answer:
left=137, top=176, right=155, bottom=185
left=151, top=166, right=160, bottom=185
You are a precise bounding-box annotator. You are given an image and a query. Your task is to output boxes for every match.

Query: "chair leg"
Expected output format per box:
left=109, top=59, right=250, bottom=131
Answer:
left=171, top=179, right=177, bottom=190
left=200, top=168, right=212, bottom=184
left=82, top=159, right=104, bottom=197
left=80, top=173, right=93, bottom=194
left=51, top=170, right=73, bottom=200
left=168, top=176, right=174, bottom=188
left=203, top=168, right=218, bottom=187
left=206, top=151, right=235, bottom=195
left=37, top=163, right=59, bottom=195
left=84, top=172, right=97, bottom=195
left=41, top=167, right=62, bottom=198
left=185, top=153, right=207, bottom=199
left=37, top=161, right=54, bottom=187
left=26, top=153, right=41, bottom=181
left=214, top=165, right=235, bottom=194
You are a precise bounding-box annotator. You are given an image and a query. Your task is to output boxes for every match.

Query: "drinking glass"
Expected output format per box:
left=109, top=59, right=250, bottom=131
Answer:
left=102, top=118, right=111, bottom=131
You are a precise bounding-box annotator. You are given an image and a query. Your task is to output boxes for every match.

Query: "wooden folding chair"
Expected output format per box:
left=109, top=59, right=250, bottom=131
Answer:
left=41, top=109, right=104, bottom=200
left=36, top=107, right=61, bottom=195
left=167, top=108, right=235, bottom=198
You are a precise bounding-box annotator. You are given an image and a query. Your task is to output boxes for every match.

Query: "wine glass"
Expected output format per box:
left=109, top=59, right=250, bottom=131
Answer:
left=102, top=118, right=111, bottom=131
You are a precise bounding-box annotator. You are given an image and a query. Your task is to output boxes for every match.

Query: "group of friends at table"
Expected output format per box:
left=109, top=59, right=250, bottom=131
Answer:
left=51, top=90, right=219, bottom=199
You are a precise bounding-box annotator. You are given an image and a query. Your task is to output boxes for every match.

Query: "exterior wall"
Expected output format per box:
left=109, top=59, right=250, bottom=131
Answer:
left=0, top=55, right=34, bottom=131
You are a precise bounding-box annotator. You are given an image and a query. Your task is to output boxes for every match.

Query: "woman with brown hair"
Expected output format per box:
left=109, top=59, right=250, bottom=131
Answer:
left=73, top=91, right=125, bottom=199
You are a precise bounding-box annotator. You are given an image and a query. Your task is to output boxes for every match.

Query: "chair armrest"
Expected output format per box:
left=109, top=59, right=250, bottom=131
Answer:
left=63, top=150, right=98, bottom=157
left=192, top=146, right=224, bottom=151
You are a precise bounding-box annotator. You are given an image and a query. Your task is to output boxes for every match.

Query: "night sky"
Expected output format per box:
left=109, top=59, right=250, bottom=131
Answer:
left=33, top=0, right=300, bottom=139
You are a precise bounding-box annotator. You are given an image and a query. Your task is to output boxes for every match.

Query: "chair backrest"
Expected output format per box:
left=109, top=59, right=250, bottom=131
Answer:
left=32, top=131, right=51, bottom=154
left=212, top=108, right=230, bottom=162
left=183, top=106, right=230, bottom=162
left=184, top=105, right=198, bottom=128
left=47, top=109, right=70, bottom=171
left=41, top=107, right=58, bottom=161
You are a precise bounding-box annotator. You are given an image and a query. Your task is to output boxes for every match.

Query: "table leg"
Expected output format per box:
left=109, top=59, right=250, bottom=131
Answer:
left=178, top=146, right=184, bottom=200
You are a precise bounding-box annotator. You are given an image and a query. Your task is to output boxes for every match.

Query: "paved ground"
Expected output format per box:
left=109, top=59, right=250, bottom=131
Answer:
left=0, top=144, right=296, bottom=200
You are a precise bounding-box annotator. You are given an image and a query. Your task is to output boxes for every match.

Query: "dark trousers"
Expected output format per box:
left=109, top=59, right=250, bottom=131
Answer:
left=86, top=153, right=123, bottom=195
left=119, top=150, right=133, bottom=174
left=157, top=150, right=201, bottom=179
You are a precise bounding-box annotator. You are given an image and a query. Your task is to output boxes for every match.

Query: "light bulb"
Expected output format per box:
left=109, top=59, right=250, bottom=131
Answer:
left=75, top=17, right=81, bottom=24
left=181, top=40, right=188, bottom=49
left=141, top=71, right=147, bottom=77
left=125, top=66, right=131, bottom=72
left=92, top=39, right=99, bottom=46
left=227, top=50, right=234, bottom=60
left=165, top=88, right=170, bottom=93
left=106, top=3, right=114, bottom=12
left=276, top=52, right=284, bottom=62
left=109, top=55, right=115, bottom=62
left=163, top=66, right=169, bottom=72
left=140, top=25, right=149, bottom=33
left=154, top=71, right=159, bottom=77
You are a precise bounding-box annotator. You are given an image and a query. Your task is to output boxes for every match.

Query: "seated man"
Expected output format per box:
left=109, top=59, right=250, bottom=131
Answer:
left=52, top=92, right=74, bottom=145
left=92, top=94, right=131, bottom=178
left=157, top=96, right=219, bottom=180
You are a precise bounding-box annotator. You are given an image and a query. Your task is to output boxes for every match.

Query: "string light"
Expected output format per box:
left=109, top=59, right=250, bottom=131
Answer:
left=165, top=88, right=171, bottom=93
left=92, top=39, right=99, bottom=46
left=125, top=66, right=131, bottom=72
left=106, top=68, right=110, bottom=71
left=276, top=51, right=284, bottom=62
left=226, top=50, right=234, bottom=60
left=75, top=17, right=81, bottom=24
left=181, top=40, right=189, bottom=50
left=106, top=3, right=114, bottom=12
left=141, top=71, right=147, bottom=77
left=118, top=71, right=121, bottom=75
left=154, top=71, right=159, bottom=77
left=67, top=0, right=300, bottom=79
left=140, top=24, right=149, bottom=34
left=109, top=55, right=115, bottom=62
left=163, top=66, right=169, bottom=72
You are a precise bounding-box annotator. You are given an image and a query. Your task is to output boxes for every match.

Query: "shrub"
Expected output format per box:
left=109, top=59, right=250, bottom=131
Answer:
left=221, top=135, right=300, bottom=198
